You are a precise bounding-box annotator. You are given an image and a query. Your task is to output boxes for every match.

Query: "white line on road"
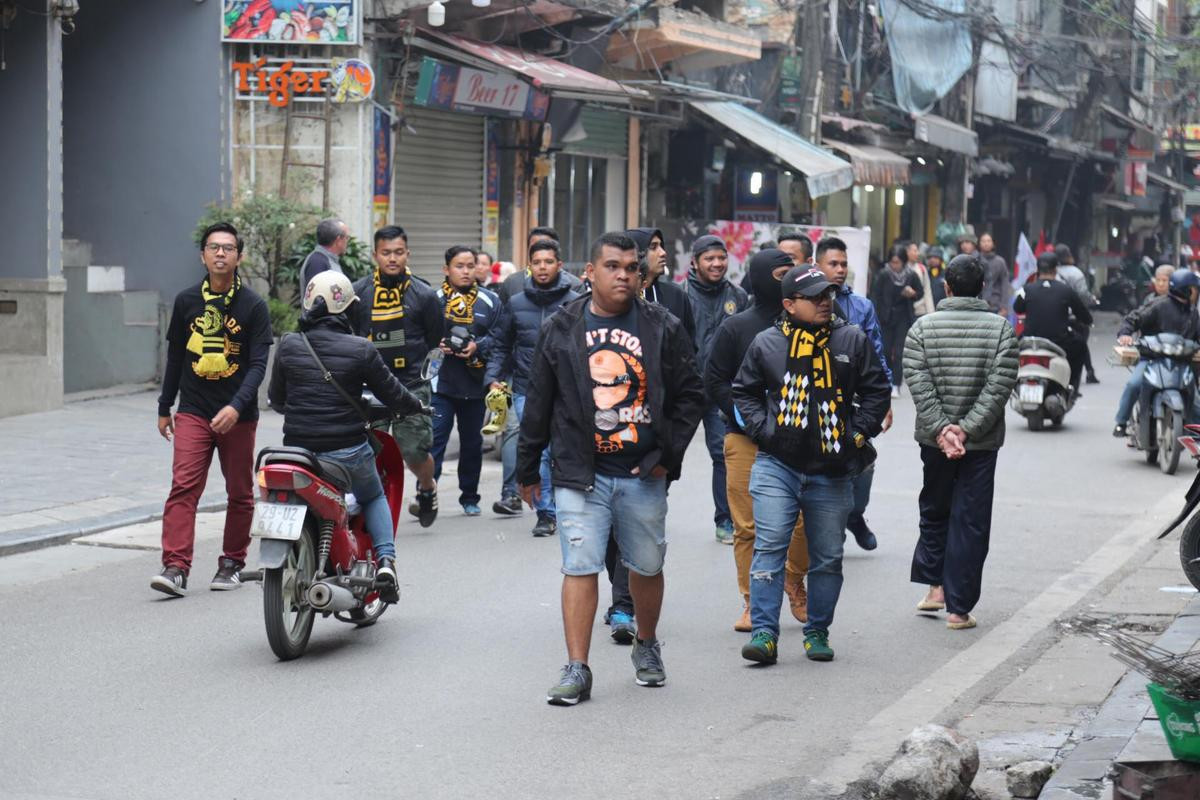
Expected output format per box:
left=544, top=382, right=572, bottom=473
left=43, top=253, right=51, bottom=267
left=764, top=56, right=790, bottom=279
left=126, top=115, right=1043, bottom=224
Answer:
left=817, top=483, right=1185, bottom=792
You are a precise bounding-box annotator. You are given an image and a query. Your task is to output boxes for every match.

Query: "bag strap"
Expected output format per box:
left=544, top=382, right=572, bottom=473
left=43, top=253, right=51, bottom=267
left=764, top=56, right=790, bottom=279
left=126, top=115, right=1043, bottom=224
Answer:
left=297, top=332, right=371, bottom=427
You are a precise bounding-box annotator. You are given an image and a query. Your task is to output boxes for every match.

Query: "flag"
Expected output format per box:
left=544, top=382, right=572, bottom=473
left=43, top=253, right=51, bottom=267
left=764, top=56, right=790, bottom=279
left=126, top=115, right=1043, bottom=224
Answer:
left=1033, top=230, right=1053, bottom=257
left=1013, top=232, right=1037, bottom=289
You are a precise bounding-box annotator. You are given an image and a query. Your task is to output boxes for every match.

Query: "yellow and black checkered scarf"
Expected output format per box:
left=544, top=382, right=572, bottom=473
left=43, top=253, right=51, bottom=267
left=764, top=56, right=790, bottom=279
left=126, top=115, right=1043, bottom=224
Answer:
left=441, top=279, right=484, bottom=369
left=775, top=318, right=845, bottom=456
left=370, top=268, right=410, bottom=340
left=187, top=273, right=241, bottom=378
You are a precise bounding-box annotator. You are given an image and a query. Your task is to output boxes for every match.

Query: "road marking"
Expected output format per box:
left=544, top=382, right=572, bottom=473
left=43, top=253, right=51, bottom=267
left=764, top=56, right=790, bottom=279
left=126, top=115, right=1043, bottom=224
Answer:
left=817, top=484, right=1185, bottom=792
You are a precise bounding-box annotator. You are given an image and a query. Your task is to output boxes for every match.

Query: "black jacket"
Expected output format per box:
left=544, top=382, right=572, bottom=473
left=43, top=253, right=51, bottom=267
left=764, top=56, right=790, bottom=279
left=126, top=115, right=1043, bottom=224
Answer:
left=644, top=276, right=697, bottom=344
left=498, top=268, right=582, bottom=304
left=686, top=272, right=749, bottom=369
left=732, top=319, right=891, bottom=476
left=1014, top=277, right=1093, bottom=343
left=517, top=296, right=705, bottom=490
left=1118, top=294, right=1200, bottom=340
left=351, top=271, right=443, bottom=386
left=870, top=268, right=924, bottom=328
left=432, top=284, right=502, bottom=400
left=484, top=273, right=579, bottom=394
left=268, top=315, right=425, bottom=453
left=299, top=247, right=339, bottom=291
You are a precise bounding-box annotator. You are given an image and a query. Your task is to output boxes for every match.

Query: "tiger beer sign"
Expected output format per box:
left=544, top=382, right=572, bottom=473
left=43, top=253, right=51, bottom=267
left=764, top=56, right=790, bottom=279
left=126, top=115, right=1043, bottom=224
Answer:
left=233, top=57, right=374, bottom=107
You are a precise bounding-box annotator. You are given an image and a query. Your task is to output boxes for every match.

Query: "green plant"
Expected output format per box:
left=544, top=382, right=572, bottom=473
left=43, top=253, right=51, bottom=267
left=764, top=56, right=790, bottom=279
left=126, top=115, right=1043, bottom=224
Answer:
left=194, top=194, right=323, bottom=300
left=280, top=232, right=374, bottom=306
left=268, top=297, right=299, bottom=335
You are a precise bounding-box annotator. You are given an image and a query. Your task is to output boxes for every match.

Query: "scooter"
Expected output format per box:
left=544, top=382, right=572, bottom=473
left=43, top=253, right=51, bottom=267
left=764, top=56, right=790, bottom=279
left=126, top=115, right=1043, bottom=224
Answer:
left=1011, top=337, right=1075, bottom=431
left=246, top=395, right=406, bottom=660
left=1154, top=423, right=1200, bottom=590
left=1125, top=333, right=1200, bottom=475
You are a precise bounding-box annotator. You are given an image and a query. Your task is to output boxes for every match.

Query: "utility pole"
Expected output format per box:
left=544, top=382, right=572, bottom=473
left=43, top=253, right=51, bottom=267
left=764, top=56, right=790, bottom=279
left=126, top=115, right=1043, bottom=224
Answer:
left=798, top=0, right=828, bottom=143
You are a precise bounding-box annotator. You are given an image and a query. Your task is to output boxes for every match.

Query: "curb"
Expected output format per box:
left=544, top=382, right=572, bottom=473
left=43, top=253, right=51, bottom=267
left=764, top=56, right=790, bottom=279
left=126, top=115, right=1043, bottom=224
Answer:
left=1040, top=595, right=1200, bottom=799
left=0, top=499, right=227, bottom=558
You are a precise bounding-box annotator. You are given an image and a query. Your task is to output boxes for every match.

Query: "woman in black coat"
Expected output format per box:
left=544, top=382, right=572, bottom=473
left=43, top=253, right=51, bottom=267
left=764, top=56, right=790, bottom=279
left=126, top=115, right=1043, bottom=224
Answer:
left=870, top=245, right=924, bottom=394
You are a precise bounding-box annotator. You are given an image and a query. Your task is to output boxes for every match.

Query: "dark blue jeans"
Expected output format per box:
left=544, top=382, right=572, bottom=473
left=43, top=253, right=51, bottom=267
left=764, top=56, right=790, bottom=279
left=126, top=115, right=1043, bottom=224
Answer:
left=847, top=464, right=874, bottom=529
left=430, top=394, right=486, bottom=506
left=748, top=454, right=852, bottom=637
left=910, top=446, right=998, bottom=616
left=702, top=405, right=731, bottom=526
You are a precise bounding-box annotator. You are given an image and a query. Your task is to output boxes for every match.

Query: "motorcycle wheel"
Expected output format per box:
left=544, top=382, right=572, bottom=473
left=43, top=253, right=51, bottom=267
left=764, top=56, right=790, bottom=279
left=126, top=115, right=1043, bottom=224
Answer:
left=1160, top=407, right=1184, bottom=475
left=263, top=522, right=317, bottom=661
left=349, top=595, right=387, bottom=627
left=1181, top=514, right=1200, bottom=591
left=1026, top=411, right=1044, bottom=432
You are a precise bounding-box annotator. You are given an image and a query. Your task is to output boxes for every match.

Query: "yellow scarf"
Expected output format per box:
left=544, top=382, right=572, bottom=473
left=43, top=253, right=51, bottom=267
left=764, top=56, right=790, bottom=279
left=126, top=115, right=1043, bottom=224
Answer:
left=187, top=274, right=241, bottom=378
left=370, top=268, right=410, bottom=334
left=776, top=318, right=844, bottom=455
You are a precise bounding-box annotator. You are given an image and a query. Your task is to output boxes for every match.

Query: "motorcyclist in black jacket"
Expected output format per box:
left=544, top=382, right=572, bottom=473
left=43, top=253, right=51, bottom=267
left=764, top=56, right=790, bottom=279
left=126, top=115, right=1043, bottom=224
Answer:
left=1013, top=252, right=1093, bottom=394
left=268, top=271, right=428, bottom=603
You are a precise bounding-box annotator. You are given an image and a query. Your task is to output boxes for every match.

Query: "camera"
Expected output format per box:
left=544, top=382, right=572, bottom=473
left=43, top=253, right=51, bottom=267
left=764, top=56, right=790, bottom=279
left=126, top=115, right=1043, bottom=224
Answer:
left=445, top=325, right=474, bottom=355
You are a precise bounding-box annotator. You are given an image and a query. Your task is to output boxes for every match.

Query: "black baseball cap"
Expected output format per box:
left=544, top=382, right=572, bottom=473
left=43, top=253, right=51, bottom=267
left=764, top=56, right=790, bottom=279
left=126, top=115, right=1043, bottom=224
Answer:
left=781, top=266, right=834, bottom=299
left=691, top=234, right=727, bottom=258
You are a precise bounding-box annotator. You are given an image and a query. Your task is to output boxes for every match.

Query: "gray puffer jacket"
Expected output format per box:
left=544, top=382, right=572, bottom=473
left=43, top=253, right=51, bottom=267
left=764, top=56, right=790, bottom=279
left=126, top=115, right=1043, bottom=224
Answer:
left=902, top=296, right=1018, bottom=451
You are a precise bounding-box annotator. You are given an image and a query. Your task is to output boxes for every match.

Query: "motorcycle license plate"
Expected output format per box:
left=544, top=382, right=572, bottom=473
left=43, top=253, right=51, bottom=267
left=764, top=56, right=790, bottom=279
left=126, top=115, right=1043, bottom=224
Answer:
left=1019, top=382, right=1044, bottom=405
left=250, top=502, right=306, bottom=540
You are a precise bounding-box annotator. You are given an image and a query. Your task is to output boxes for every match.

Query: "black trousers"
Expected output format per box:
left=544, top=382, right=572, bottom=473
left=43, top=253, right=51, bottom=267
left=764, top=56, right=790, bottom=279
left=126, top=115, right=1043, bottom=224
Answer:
left=605, top=537, right=633, bottom=617
left=881, top=319, right=912, bottom=386
left=911, top=446, right=999, bottom=615
left=1053, top=334, right=1087, bottom=392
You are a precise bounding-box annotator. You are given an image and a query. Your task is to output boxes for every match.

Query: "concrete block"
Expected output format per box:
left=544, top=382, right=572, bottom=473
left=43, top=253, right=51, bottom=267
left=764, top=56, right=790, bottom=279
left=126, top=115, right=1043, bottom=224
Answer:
left=86, top=265, right=125, bottom=293
left=61, top=238, right=92, bottom=268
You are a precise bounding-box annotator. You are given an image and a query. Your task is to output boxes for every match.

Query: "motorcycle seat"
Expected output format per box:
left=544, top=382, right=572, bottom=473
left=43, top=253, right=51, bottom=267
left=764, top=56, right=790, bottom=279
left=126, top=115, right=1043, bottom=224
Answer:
left=314, top=458, right=353, bottom=493
left=1018, top=337, right=1066, bottom=358
left=258, top=446, right=352, bottom=494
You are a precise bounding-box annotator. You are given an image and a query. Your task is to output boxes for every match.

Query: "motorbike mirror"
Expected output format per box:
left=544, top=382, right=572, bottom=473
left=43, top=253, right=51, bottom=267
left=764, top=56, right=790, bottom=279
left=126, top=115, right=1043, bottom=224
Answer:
left=420, top=349, right=443, bottom=383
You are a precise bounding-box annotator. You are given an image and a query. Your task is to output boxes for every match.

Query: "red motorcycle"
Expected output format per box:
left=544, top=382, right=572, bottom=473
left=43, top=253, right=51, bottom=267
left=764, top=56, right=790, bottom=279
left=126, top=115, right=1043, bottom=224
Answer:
left=247, top=408, right=405, bottom=661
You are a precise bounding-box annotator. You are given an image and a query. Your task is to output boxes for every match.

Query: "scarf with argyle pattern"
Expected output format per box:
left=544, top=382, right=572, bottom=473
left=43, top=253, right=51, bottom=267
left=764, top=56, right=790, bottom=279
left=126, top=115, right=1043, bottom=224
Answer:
left=775, top=317, right=845, bottom=457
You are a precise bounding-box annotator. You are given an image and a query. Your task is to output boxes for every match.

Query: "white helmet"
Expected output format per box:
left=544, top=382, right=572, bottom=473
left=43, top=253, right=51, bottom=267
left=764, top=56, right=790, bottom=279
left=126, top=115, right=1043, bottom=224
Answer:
left=303, top=271, right=358, bottom=314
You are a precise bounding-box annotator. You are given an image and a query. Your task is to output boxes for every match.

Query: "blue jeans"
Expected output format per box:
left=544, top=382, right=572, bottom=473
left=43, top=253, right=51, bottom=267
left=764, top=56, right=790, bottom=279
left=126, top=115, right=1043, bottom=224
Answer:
left=1115, top=362, right=1146, bottom=425
left=749, top=453, right=852, bottom=637
left=430, top=394, right=486, bottom=506
left=500, top=393, right=520, bottom=499
left=318, top=441, right=395, bottom=561
left=848, top=464, right=874, bottom=528
left=513, top=393, right=554, bottom=515
left=555, top=474, right=668, bottom=576
left=702, top=405, right=731, bottom=526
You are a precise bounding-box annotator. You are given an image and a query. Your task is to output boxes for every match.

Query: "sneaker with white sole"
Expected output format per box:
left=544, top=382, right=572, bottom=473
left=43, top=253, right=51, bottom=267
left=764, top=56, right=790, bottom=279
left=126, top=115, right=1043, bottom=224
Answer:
left=209, top=558, right=243, bottom=591
left=151, top=566, right=188, bottom=597
left=547, top=661, right=592, bottom=706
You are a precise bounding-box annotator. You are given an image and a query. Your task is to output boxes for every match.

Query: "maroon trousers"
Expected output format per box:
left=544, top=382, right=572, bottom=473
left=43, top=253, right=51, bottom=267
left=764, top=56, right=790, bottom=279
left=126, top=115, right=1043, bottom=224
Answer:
left=161, top=413, right=257, bottom=573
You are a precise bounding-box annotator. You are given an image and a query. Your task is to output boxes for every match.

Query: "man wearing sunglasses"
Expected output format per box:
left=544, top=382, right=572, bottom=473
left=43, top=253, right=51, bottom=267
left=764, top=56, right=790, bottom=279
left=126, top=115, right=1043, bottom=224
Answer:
left=732, top=267, right=891, bottom=664
left=519, top=231, right=704, bottom=705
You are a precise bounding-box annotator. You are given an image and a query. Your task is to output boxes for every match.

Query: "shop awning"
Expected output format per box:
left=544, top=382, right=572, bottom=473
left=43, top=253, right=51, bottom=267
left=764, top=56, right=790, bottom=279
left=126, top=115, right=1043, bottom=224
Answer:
left=1100, top=103, right=1155, bottom=136
left=822, top=139, right=910, bottom=186
left=821, top=113, right=889, bottom=134
left=1147, top=171, right=1188, bottom=193
left=912, top=113, right=978, bottom=156
left=1098, top=196, right=1136, bottom=211
left=689, top=101, right=854, bottom=198
left=414, top=29, right=647, bottom=104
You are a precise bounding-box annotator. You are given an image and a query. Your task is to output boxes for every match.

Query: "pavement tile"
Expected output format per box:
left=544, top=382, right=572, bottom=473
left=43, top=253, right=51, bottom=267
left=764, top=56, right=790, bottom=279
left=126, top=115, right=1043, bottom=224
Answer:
left=1117, top=718, right=1173, bottom=762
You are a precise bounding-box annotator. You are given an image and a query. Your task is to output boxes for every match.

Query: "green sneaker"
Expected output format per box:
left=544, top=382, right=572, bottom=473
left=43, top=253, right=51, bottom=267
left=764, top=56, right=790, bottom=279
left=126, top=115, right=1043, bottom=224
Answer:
left=803, top=630, right=834, bottom=662
left=714, top=521, right=734, bottom=545
left=741, top=630, right=778, bottom=664
left=631, top=638, right=666, bottom=686
left=546, top=661, right=592, bottom=706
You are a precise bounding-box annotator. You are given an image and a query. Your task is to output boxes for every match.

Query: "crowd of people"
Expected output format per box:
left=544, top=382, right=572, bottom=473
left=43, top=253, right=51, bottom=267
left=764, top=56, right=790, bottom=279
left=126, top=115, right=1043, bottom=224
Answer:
left=151, top=217, right=1028, bottom=707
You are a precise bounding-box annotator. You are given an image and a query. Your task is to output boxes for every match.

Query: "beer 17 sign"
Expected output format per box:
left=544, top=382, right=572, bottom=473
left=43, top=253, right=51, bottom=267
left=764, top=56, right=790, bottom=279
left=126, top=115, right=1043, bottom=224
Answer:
left=233, top=57, right=374, bottom=107
left=414, top=57, right=549, bottom=121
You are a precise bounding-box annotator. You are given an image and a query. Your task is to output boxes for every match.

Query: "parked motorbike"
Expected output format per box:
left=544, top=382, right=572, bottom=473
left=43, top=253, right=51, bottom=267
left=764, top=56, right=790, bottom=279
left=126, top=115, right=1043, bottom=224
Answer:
left=1124, top=333, right=1200, bottom=475
left=1155, top=424, right=1200, bottom=590
left=1010, top=337, right=1075, bottom=431
left=246, top=394, right=406, bottom=660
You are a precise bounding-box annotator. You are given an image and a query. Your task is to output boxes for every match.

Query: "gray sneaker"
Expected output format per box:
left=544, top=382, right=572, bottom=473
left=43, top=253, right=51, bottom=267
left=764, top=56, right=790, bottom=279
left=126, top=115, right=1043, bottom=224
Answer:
left=151, top=566, right=188, bottom=597
left=546, top=661, right=592, bottom=706
left=631, top=638, right=666, bottom=687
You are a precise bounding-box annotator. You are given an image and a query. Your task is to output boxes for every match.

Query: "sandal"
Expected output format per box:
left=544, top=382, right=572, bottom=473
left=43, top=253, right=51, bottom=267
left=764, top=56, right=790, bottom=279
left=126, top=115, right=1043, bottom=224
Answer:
left=947, top=615, right=977, bottom=630
left=917, top=598, right=946, bottom=612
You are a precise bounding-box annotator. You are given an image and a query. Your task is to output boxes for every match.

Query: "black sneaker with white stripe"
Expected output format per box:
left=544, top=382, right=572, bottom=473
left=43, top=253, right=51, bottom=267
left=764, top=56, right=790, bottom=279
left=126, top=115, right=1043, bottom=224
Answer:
left=209, top=557, right=243, bottom=591
left=150, top=566, right=188, bottom=597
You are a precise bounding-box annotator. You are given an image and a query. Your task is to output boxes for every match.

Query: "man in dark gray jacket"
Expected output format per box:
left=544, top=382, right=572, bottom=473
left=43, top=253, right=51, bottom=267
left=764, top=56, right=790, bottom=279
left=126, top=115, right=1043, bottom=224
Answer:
left=903, top=254, right=1018, bottom=631
left=687, top=234, right=749, bottom=543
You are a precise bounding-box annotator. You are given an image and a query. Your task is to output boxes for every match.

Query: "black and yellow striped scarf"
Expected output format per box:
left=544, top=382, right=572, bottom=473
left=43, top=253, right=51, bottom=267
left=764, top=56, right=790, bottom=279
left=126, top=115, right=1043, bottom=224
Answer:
left=442, top=279, right=483, bottom=369
left=775, top=318, right=845, bottom=455
left=370, top=268, right=410, bottom=339
left=187, top=274, right=241, bottom=378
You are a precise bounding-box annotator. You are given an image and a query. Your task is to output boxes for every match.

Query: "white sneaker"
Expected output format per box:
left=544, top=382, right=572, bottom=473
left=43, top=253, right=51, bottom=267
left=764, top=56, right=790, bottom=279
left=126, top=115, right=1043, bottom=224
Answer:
left=891, top=386, right=901, bottom=399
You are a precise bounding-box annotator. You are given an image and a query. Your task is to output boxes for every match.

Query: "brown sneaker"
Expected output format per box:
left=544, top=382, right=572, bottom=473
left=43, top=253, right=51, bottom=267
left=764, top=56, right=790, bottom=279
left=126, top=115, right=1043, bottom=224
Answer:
left=734, top=595, right=752, bottom=632
left=784, top=577, right=808, bottom=623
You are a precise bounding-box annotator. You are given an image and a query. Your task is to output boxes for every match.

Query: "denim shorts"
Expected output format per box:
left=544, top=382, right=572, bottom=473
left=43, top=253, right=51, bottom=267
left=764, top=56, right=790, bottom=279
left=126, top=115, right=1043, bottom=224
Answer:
left=555, top=474, right=668, bottom=577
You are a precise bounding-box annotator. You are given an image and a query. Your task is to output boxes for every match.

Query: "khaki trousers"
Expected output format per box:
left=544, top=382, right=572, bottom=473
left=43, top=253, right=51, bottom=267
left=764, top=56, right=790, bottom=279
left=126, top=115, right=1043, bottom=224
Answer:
left=724, top=432, right=808, bottom=596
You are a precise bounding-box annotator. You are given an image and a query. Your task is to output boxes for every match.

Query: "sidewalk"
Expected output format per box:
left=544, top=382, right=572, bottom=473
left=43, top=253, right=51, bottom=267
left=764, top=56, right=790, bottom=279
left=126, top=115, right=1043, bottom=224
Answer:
left=0, top=389, right=284, bottom=555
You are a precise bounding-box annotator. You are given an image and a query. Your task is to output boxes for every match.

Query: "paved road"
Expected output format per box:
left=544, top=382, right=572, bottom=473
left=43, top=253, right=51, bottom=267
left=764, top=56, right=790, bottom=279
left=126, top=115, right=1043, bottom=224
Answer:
left=1, top=314, right=1194, bottom=799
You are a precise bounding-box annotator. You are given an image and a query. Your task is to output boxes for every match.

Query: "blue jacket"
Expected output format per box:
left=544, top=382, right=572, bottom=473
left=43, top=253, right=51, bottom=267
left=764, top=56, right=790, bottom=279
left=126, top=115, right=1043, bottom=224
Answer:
left=835, top=284, right=893, bottom=384
left=432, top=285, right=502, bottom=400
left=484, top=273, right=579, bottom=395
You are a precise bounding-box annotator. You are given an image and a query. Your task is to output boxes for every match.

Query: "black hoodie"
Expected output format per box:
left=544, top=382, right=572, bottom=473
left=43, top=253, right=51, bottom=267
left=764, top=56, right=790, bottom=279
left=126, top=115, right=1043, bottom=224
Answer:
left=627, top=226, right=697, bottom=343
left=703, top=249, right=791, bottom=434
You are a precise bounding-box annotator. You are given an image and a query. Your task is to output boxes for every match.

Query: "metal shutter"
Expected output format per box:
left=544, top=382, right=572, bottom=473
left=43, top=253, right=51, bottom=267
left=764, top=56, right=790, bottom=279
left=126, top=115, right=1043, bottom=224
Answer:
left=562, top=108, right=628, bottom=159
left=392, top=106, right=484, bottom=283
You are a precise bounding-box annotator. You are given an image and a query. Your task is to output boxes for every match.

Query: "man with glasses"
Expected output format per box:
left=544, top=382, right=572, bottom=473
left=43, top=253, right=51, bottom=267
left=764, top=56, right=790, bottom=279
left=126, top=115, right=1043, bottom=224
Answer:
left=152, top=222, right=273, bottom=596
left=521, top=232, right=704, bottom=705
left=732, top=267, right=890, bottom=664
left=300, top=218, right=350, bottom=289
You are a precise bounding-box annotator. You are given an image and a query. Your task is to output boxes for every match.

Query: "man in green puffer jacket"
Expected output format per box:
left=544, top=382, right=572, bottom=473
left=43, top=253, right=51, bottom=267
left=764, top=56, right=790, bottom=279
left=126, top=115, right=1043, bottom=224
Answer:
left=902, top=254, right=1018, bottom=631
